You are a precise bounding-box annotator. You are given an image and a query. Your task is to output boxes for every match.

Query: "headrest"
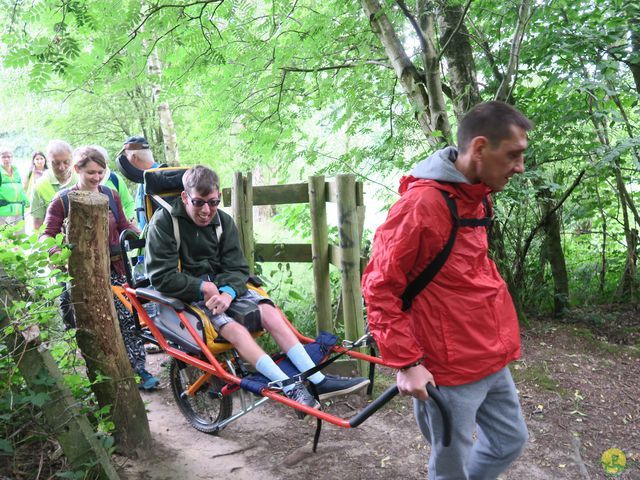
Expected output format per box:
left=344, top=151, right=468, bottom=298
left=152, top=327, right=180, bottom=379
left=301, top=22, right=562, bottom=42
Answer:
left=144, top=167, right=189, bottom=195
left=115, top=153, right=145, bottom=183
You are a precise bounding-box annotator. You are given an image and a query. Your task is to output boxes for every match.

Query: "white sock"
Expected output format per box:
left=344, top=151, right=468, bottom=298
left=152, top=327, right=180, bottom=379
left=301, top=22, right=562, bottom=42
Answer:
left=255, top=354, right=296, bottom=393
left=286, top=342, right=325, bottom=384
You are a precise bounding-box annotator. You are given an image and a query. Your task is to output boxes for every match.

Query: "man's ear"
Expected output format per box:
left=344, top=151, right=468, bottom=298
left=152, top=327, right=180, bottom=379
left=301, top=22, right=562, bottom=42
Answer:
left=180, top=190, right=188, bottom=205
left=469, top=136, right=489, bottom=161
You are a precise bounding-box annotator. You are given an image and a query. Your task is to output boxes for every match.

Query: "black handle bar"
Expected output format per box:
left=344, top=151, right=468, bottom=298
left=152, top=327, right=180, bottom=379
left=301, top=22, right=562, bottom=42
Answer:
left=349, top=383, right=452, bottom=447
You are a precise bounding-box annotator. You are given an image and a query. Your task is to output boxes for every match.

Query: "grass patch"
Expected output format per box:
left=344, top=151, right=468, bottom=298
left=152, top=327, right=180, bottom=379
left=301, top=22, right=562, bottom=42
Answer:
left=570, top=327, right=623, bottom=355
left=510, top=360, right=566, bottom=396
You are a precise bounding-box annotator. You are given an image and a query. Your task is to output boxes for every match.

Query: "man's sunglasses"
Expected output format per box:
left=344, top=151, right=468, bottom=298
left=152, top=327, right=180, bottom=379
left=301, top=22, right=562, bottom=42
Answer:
left=186, top=192, right=221, bottom=208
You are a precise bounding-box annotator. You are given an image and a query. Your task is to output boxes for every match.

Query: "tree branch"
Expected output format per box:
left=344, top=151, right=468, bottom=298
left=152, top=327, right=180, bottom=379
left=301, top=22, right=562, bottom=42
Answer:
left=395, top=0, right=429, bottom=52
left=495, top=0, right=531, bottom=101
left=281, top=59, right=390, bottom=73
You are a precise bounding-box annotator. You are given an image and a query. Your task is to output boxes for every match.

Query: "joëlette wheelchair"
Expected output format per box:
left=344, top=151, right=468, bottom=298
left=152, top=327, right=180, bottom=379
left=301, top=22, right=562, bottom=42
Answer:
left=114, top=166, right=451, bottom=450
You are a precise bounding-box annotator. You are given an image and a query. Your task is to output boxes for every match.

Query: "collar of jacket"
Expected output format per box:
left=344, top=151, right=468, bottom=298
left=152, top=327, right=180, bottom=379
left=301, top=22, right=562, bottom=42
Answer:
left=404, top=178, right=491, bottom=205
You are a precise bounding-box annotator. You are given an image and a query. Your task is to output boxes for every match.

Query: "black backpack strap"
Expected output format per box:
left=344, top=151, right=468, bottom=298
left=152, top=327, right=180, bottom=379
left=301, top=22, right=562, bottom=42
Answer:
left=458, top=196, right=492, bottom=227
left=109, top=171, right=120, bottom=191
left=401, top=190, right=458, bottom=311
left=400, top=191, right=493, bottom=311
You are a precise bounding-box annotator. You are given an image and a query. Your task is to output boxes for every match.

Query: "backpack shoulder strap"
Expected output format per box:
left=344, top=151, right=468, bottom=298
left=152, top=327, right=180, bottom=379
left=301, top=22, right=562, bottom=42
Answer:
left=400, top=191, right=494, bottom=311
left=109, top=172, right=120, bottom=191
left=98, top=185, right=119, bottom=223
left=151, top=194, right=180, bottom=252
left=401, top=189, right=458, bottom=311
left=59, top=188, right=71, bottom=217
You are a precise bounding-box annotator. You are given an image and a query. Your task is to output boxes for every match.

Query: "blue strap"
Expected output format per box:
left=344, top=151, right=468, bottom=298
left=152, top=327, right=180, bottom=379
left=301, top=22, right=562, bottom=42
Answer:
left=109, top=172, right=120, bottom=191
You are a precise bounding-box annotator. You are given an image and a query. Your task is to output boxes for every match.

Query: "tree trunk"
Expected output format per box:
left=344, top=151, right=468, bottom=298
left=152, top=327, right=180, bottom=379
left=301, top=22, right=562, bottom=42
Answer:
left=66, top=190, right=151, bottom=454
left=539, top=189, right=569, bottom=316
left=613, top=169, right=638, bottom=301
left=361, top=0, right=440, bottom=145
left=0, top=267, right=120, bottom=480
left=436, top=1, right=482, bottom=118
left=417, top=0, right=452, bottom=143
left=629, top=8, right=640, bottom=93
left=148, top=49, right=179, bottom=166
left=494, top=0, right=531, bottom=102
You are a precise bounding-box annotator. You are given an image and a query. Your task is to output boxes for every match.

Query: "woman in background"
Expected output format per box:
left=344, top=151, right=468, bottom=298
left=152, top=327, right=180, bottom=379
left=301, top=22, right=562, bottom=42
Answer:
left=24, top=151, right=48, bottom=197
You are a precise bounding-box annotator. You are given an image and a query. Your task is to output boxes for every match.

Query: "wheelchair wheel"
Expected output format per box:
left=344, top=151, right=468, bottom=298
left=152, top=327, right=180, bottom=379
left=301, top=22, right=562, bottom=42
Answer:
left=169, top=358, right=233, bottom=434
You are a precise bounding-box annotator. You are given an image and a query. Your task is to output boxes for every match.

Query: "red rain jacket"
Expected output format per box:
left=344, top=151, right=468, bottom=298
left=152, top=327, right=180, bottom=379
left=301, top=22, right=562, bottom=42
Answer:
left=362, top=178, right=521, bottom=386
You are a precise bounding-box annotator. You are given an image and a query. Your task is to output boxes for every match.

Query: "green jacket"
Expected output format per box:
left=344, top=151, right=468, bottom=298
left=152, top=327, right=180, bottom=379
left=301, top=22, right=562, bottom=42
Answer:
left=30, top=170, right=78, bottom=222
left=145, top=198, right=249, bottom=302
left=0, top=168, right=28, bottom=217
left=103, top=170, right=135, bottom=221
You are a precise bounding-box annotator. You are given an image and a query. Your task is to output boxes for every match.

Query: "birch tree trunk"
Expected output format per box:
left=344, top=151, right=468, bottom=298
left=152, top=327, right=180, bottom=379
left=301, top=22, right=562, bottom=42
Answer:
left=494, top=0, right=531, bottom=102
left=361, top=0, right=441, bottom=145
left=416, top=0, right=452, bottom=143
left=629, top=7, right=640, bottom=94
left=66, top=190, right=151, bottom=453
left=148, top=49, right=180, bottom=166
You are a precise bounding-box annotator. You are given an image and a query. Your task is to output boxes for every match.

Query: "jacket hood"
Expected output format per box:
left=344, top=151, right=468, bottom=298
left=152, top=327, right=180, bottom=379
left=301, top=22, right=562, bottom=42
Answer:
left=400, top=146, right=472, bottom=194
left=412, top=146, right=470, bottom=183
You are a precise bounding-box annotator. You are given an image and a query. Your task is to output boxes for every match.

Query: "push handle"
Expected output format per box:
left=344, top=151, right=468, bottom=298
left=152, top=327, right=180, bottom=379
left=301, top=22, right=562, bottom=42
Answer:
left=349, top=383, right=452, bottom=447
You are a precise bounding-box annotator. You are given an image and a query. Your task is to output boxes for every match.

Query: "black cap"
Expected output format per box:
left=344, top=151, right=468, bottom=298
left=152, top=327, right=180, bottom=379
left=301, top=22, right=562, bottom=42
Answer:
left=123, top=136, right=149, bottom=150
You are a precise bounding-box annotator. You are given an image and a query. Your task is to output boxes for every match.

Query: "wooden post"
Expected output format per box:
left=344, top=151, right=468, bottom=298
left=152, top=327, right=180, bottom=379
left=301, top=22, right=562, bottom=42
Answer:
left=232, top=173, right=254, bottom=274
left=66, top=190, right=151, bottom=453
left=308, top=175, right=332, bottom=334
left=0, top=268, right=120, bottom=480
left=335, top=175, right=365, bottom=373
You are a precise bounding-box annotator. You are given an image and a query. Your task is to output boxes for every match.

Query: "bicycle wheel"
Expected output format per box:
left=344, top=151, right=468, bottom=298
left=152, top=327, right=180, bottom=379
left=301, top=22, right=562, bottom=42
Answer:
left=169, top=358, right=233, bottom=434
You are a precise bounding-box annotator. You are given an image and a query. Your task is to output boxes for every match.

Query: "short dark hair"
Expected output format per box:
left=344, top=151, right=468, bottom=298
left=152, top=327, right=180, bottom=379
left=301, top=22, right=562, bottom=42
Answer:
left=183, top=165, right=220, bottom=195
left=457, top=101, right=533, bottom=153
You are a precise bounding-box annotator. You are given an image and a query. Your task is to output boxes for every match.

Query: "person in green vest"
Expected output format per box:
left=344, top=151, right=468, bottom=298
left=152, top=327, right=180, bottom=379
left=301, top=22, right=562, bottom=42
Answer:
left=31, top=140, right=77, bottom=230
left=92, top=145, right=135, bottom=222
left=0, top=148, right=29, bottom=228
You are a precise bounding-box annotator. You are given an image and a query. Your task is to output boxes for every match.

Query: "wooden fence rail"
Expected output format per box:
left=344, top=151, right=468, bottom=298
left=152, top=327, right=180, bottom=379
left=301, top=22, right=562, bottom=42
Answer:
left=222, top=174, right=366, bottom=364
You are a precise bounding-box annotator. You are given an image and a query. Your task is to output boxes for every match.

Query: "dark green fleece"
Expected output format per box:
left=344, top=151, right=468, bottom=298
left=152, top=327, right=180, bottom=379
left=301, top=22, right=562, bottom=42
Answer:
left=145, top=198, right=249, bottom=302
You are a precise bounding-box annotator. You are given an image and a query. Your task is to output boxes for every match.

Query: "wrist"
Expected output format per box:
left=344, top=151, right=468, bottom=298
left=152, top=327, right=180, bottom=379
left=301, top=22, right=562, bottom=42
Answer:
left=399, top=359, right=424, bottom=371
left=218, top=285, right=237, bottom=300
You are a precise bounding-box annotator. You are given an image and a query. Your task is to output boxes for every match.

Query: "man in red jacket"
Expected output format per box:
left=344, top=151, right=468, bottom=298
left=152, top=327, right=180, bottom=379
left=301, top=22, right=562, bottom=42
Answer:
left=362, top=101, right=532, bottom=480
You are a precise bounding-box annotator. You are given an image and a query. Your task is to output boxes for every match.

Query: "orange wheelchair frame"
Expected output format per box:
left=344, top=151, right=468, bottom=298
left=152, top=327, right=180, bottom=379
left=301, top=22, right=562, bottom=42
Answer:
left=117, top=232, right=451, bottom=448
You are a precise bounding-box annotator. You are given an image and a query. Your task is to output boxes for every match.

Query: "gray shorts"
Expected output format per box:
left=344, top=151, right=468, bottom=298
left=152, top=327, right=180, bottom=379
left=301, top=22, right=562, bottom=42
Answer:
left=194, top=289, right=273, bottom=332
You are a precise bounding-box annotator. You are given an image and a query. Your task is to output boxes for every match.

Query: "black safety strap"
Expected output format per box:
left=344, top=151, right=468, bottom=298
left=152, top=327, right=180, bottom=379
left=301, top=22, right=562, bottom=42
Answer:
left=400, top=190, right=492, bottom=311
left=268, top=336, right=369, bottom=453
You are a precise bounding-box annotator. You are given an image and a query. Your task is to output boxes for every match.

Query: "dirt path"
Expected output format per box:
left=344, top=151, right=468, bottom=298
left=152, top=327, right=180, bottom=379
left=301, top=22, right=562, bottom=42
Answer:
left=117, top=322, right=639, bottom=480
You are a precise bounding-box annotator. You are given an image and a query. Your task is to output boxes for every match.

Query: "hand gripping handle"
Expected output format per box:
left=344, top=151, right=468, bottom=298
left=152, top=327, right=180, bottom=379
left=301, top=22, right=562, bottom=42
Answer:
left=349, top=383, right=452, bottom=447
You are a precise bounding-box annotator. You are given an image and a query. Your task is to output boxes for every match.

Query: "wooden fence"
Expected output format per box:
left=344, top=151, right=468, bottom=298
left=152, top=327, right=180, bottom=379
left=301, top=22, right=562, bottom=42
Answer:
left=222, top=173, right=367, bottom=348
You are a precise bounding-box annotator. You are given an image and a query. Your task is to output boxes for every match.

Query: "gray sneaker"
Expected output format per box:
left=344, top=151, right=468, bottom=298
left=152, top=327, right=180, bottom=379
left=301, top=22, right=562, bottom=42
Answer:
left=285, top=383, right=320, bottom=419
left=314, top=375, right=370, bottom=400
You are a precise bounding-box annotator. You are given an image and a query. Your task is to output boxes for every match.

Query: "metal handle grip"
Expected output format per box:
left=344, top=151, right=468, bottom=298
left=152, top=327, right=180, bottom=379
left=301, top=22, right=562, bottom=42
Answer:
left=349, top=383, right=452, bottom=447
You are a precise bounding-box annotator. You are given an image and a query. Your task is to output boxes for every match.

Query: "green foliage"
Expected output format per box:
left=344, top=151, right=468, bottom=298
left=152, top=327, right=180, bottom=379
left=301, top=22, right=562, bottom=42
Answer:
left=0, top=0, right=638, bottom=316
left=0, top=223, right=108, bottom=477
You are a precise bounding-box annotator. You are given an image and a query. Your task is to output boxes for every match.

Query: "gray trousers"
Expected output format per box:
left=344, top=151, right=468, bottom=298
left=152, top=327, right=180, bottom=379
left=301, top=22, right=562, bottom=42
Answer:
left=414, top=367, right=528, bottom=480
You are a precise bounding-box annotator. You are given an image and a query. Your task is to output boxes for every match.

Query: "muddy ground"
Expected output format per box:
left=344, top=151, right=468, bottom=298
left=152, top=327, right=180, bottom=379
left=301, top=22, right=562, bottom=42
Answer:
left=116, top=318, right=640, bottom=480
